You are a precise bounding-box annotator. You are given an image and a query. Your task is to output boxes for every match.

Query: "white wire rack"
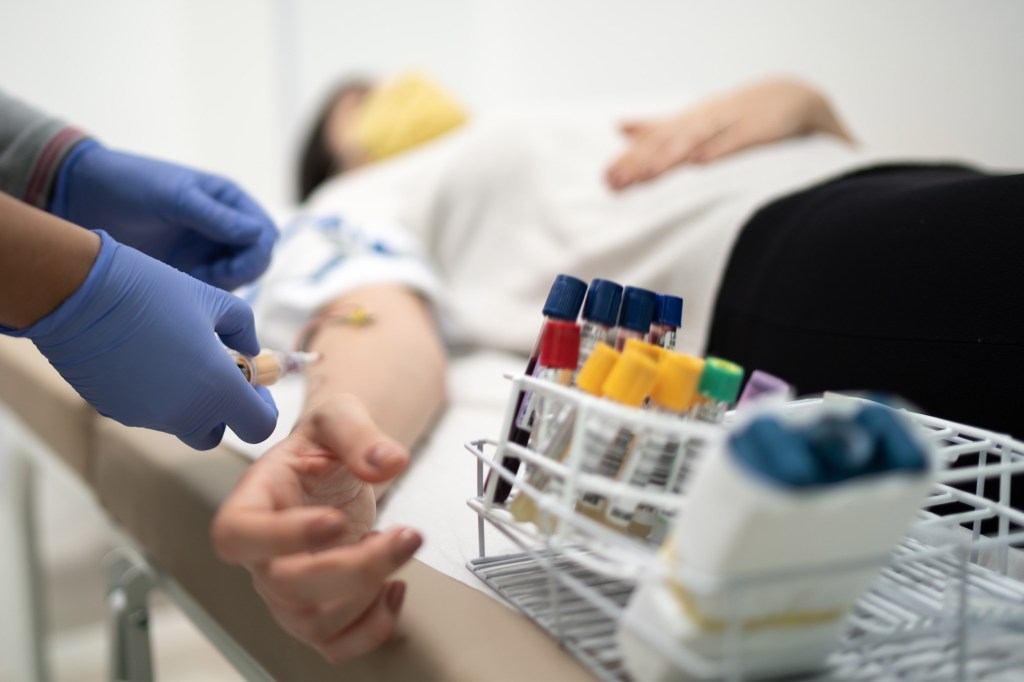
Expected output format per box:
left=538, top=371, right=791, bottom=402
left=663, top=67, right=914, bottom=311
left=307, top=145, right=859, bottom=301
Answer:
left=465, top=375, right=1024, bottom=681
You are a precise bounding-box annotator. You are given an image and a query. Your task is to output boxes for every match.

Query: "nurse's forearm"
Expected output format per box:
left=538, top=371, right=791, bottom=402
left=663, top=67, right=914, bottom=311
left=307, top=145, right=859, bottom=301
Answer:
left=302, top=285, right=447, bottom=452
left=0, top=191, right=100, bottom=330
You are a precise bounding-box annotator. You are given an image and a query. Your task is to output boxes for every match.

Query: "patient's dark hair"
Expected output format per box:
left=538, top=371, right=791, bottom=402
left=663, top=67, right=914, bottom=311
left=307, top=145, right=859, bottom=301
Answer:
left=297, top=78, right=372, bottom=203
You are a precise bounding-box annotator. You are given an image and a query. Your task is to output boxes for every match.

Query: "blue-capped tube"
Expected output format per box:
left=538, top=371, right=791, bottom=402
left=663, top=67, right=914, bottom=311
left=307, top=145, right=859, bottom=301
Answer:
left=612, top=286, right=657, bottom=351
left=576, top=278, right=623, bottom=376
left=649, top=294, right=683, bottom=351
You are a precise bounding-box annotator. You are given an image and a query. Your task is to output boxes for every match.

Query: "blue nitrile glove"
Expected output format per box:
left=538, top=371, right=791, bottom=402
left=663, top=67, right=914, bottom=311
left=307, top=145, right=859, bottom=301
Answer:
left=49, top=140, right=277, bottom=292
left=8, top=230, right=278, bottom=450
left=730, top=405, right=927, bottom=488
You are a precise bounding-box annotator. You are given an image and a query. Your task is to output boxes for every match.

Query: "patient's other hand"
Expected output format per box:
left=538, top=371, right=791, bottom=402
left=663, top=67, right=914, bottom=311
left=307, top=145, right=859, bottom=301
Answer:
left=211, top=395, right=422, bottom=664
left=606, top=76, right=855, bottom=191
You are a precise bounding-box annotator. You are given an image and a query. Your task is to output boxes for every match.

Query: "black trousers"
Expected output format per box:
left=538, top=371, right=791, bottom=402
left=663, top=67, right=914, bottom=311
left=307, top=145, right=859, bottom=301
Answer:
left=707, top=164, right=1024, bottom=515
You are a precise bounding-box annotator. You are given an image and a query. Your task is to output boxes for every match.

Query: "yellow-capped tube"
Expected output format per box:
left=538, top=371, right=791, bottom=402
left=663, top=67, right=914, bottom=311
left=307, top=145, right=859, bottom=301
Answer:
left=607, top=352, right=705, bottom=536
left=575, top=348, right=658, bottom=520
left=511, top=344, right=619, bottom=524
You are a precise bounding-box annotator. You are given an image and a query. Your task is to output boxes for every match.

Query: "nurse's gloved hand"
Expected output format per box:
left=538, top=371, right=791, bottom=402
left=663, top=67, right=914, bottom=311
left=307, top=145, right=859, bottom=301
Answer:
left=212, top=395, right=421, bottom=664
left=50, top=140, right=277, bottom=291
left=16, top=230, right=278, bottom=449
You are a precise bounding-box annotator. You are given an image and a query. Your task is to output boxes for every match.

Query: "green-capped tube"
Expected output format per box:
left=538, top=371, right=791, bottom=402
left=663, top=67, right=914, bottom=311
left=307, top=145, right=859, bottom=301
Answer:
left=652, top=356, right=745, bottom=540
left=697, top=357, right=744, bottom=406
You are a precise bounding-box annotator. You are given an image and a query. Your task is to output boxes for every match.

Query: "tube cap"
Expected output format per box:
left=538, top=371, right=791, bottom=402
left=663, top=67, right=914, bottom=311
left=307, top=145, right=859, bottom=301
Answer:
left=538, top=320, right=580, bottom=369
left=581, top=278, right=623, bottom=327
left=655, top=294, right=683, bottom=328
left=650, top=352, right=705, bottom=412
left=575, top=343, right=619, bottom=396
left=616, top=286, right=657, bottom=333
left=602, top=349, right=658, bottom=407
left=623, top=338, right=666, bottom=363
left=738, top=369, right=793, bottom=406
left=697, top=356, right=745, bottom=405
left=542, top=274, right=587, bottom=321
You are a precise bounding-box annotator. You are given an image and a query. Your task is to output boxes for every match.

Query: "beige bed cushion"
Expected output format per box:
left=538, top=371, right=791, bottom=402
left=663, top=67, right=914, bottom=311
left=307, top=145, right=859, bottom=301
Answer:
left=0, top=335, right=96, bottom=482
left=92, top=419, right=593, bottom=681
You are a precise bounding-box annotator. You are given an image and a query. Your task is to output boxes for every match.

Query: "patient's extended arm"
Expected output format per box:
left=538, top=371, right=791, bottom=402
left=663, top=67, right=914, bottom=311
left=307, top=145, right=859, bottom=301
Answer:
left=212, top=284, right=447, bottom=664
left=606, top=76, right=855, bottom=191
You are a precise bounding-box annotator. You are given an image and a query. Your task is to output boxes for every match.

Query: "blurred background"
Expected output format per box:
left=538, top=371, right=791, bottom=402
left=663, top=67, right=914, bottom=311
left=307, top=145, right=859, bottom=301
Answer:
left=2, top=0, right=1023, bottom=209
left=1, top=1, right=1023, bottom=679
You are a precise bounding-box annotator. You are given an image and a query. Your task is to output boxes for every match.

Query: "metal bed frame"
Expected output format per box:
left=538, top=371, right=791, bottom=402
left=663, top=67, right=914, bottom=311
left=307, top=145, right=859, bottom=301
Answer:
left=0, top=405, right=272, bottom=682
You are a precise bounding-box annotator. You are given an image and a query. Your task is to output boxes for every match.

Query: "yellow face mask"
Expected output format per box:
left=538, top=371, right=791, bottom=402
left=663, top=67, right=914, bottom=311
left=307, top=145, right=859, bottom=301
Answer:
left=350, top=72, right=468, bottom=162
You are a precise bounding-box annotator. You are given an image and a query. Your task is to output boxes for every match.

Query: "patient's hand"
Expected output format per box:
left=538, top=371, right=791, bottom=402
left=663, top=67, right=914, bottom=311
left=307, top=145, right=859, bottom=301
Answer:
left=211, top=395, right=422, bottom=664
left=606, top=77, right=855, bottom=191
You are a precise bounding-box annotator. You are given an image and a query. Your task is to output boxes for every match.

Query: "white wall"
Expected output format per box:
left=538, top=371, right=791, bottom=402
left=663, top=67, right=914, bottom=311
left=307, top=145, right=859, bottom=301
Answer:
left=0, top=0, right=280, bottom=202
left=467, top=0, right=1024, bottom=171
left=1, top=0, right=1022, bottom=208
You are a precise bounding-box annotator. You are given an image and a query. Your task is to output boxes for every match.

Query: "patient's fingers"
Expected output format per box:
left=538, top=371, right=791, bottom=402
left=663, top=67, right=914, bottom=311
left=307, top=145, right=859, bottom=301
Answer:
left=315, top=582, right=406, bottom=665
left=212, top=505, right=347, bottom=563
left=619, top=119, right=653, bottom=137
left=608, top=125, right=698, bottom=190
left=255, top=527, right=423, bottom=606
left=264, top=576, right=404, bottom=647
left=300, top=395, right=410, bottom=483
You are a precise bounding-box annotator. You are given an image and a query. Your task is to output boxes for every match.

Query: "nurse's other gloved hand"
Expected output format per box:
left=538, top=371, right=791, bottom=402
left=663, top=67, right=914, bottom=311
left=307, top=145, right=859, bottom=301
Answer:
left=49, top=141, right=277, bottom=291
left=15, top=230, right=278, bottom=449
left=212, top=395, right=420, bottom=664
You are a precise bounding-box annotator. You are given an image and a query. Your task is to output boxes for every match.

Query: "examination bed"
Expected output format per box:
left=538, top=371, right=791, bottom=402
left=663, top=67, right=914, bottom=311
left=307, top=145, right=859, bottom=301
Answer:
left=0, top=334, right=592, bottom=681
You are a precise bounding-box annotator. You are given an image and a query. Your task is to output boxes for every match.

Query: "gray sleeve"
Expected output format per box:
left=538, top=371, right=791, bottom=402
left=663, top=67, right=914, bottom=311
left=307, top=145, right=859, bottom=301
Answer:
left=0, top=89, right=89, bottom=209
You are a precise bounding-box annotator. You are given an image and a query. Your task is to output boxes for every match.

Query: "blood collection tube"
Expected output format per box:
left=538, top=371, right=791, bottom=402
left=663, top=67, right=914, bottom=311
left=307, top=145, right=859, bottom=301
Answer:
left=508, top=322, right=589, bottom=524
left=576, top=278, right=623, bottom=375
left=689, top=356, right=745, bottom=425
left=622, top=337, right=666, bottom=364
left=230, top=349, right=321, bottom=386
left=645, top=356, right=744, bottom=543
left=511, top=343, right=620, bottom=524
left=737, top=369, right=794, bottom=408
left=605, top=351, right=704, bottom=535
left=612, top=287, right=657, bottom=351
left=491, top=274, right=587, bottom=504
left=622, top=338, right=666, bottom=408
left=648, top=294, right=683, bottom=351
left=575, top=347, right=658, bottom=522
left=525, top=320, right=581, bottom=451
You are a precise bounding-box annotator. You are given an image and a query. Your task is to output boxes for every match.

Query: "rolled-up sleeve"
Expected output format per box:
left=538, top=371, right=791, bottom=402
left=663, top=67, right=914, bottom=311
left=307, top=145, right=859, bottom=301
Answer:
left=0, top=89, right=89, bottom=208
left=246, top=212, right=445, bottom=351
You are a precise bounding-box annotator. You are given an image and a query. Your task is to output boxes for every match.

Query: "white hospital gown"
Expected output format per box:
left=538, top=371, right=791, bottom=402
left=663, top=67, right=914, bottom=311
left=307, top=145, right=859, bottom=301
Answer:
left=266, top=112, right=872, bottom=357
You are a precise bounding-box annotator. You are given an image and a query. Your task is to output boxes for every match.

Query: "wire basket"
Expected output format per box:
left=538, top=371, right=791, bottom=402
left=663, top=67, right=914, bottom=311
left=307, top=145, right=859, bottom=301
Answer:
left=465, top=373, right=1024, bottom=681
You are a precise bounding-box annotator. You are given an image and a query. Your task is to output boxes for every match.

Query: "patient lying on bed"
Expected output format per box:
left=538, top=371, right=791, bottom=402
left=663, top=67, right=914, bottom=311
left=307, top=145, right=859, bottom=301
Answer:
left=211, top=74, right=1024, bottom=663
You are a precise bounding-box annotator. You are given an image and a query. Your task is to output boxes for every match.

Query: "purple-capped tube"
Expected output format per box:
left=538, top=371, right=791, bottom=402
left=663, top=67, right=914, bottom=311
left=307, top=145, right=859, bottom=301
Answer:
left=576, top=278, right=623, bottom=375
left=612, top=286, right=657, bottom=351
left=737, top=369, right=795, bottom=408
left=649, top=294, right=683, bottom=351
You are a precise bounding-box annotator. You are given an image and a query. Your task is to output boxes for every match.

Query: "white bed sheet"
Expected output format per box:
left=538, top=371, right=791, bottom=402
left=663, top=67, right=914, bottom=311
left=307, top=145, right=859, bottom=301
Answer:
left=223, top=350, right=528, bottom=597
